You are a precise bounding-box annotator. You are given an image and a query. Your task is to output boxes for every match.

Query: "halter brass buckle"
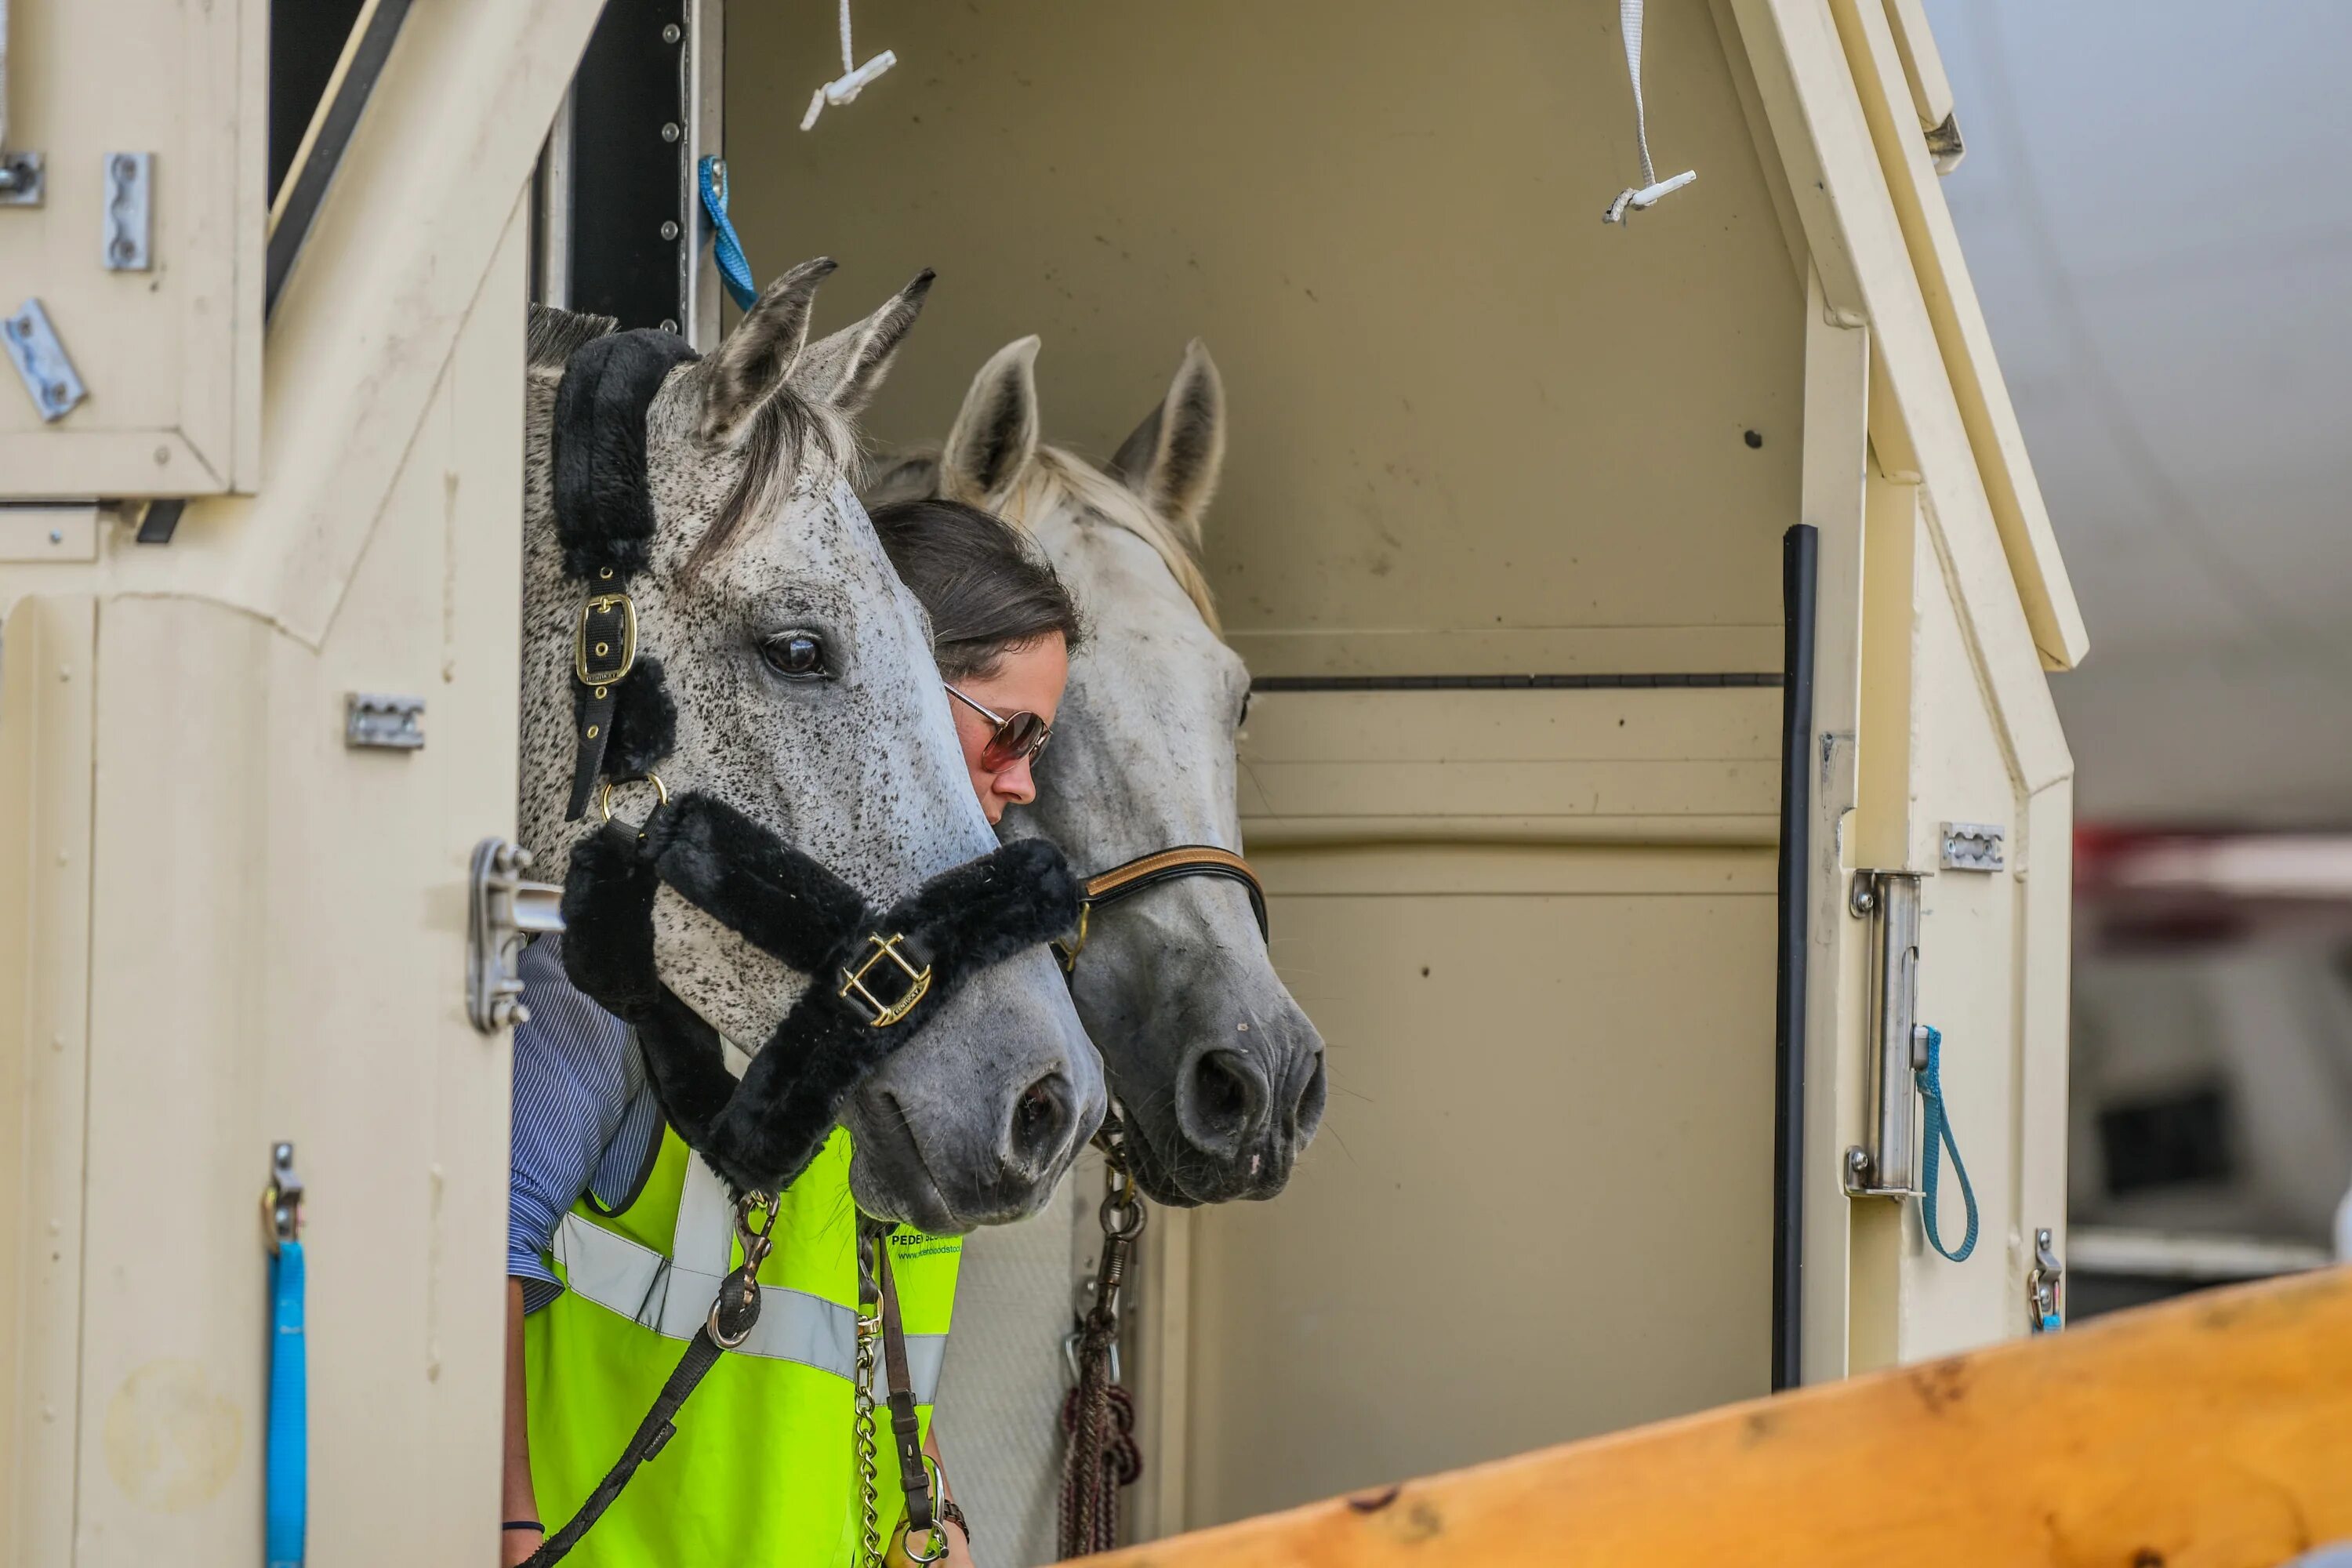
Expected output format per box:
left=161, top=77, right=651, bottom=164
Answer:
left=839, top=934, right=932, bottom=1028
left=575, top=593, right=639, bottom=685
left=1052, top=902, right=1091, bottom=973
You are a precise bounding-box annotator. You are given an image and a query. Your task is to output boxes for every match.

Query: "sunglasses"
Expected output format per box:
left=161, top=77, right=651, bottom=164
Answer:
left=943, top=683, right=1054, bottom=771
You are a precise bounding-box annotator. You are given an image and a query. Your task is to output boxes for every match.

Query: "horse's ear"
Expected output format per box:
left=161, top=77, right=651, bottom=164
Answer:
left=697, top=256, right=837, bottom=446
left=942, top=336, right=1041, bottom=505
left=789, top=270, right=935, bottom=417
left=1107, top=339, right=1225, bottom=549
left=860, top=451, right=943, bottom=509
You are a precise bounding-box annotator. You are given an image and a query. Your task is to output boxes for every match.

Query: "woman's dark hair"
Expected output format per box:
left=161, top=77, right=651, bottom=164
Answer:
left=869, top=497, right=1086, bottom=681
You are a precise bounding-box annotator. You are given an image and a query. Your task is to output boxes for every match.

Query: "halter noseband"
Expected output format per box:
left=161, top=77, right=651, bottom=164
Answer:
left=548, top=328, right=1083, bottom=1198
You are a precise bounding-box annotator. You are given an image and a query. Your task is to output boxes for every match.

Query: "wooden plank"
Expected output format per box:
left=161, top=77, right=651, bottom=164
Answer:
left=1084, top=1267, right=2352, bottom=1567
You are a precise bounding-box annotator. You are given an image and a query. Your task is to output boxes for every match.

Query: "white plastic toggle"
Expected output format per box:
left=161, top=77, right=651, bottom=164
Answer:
left=1603, top=169, right=1697, bottom=225
left=800, top=0, right=896, bottom=131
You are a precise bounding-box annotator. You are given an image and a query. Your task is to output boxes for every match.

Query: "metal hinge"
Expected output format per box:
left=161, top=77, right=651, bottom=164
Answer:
left=467, top=839, right=564, bottom=1032
left=5, top=299, right=84, bottom=420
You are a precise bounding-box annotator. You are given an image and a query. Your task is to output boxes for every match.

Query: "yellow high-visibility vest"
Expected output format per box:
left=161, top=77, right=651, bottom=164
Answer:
left=524, top=1125, right=961, bottom=1566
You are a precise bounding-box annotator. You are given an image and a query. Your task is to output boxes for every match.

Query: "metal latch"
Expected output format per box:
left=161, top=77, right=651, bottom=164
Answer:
left=2028, top=1227, right=2063, bottom=1332
left=0, top=0, right=43, bottom=204
left=1845, top=870, right=1923, bottom=1198
left=467, top=839, right=564, bottom=1032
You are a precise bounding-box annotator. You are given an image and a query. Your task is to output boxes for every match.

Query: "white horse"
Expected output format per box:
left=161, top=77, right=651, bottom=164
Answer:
left=872, top=336, right=1324, bottom=1206
left=521, top=263, right=1104, bottom=1232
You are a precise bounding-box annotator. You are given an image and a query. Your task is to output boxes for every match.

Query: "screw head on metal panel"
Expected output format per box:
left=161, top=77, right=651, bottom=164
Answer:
left=659, top=318, right=680, bottom=333
left=659, top=220, right=681, bottom=241
left=662, top=122, right=682, bottom=143
left=662, top=22, right=682, bottom=42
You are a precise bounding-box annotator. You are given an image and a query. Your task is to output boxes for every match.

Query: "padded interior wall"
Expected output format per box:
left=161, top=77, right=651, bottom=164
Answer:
left=729, top=0, right=1805, bottom=677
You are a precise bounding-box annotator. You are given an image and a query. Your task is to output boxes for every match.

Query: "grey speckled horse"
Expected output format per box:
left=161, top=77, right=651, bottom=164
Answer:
left=521, top=263, right=1104, bottom=1232
left=869, top=337, right=1324, bottom=1204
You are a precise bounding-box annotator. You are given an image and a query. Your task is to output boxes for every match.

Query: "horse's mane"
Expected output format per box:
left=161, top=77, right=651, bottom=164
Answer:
left=527, top=303, right=618, bottom=370
left=999, top=446, right=1221, bottom=636
left=524, top=303, right=855, bottom=579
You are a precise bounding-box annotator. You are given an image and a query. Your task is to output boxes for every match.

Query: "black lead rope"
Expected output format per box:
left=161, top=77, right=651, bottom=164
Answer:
left=521, top=1196, right=774, bottom=1567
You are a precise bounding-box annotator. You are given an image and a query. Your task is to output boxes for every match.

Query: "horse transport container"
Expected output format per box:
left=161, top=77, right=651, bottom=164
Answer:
left=723, top=0, right=2083, bottom=1550
left=0, top=0, right=2081, bottom=1561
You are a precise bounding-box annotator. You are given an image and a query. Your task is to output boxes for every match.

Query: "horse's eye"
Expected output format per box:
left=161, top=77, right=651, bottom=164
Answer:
left=760, top=631, right=826, bottom=678
left=1236, top=691, right=1254, bottom=729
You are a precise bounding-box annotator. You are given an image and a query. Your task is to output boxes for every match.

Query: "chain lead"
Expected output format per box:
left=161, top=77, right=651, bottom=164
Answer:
left=855, top=1227, right=885, bottom=1568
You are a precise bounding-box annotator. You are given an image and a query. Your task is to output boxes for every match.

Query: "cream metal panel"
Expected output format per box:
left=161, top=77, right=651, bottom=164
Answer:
left=82, top=0, right=603, bottom=647
left=0, top=594, right=95, bottom=1566
left=1188, top=844, right=1778, bottom=1526
left=1795, top=270, right=1871, bottom=1385
left=1830, top=0, right=2085, bottom=670
left=732, top=0, right=1806, bottom=680
left=0, top=0, right=264, bottom=495
left=0, top=201, right=529, bottom=1568
left=1845, top=471, right=2072, bottom=1369
left=1180, top=688, right=1783, bottom=1526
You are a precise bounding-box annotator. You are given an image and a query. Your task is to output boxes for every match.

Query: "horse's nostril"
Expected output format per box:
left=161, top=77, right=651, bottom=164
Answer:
left=1179, top=1048, right=1262, bottom=1155
left=1008, top=1073, right=1073, bottom=1174
left=1290, top=1051, right=1329, bottom=1139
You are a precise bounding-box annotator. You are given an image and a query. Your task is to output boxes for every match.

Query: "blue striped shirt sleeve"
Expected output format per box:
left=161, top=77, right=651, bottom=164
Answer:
left=509, top=935, right=662, bottom=1312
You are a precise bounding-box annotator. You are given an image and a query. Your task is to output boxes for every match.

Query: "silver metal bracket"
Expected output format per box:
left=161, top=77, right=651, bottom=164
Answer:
left=265, top=1142, right=304, bottom=1252
left=1940, top=821, right=2005, bottom=872
left=466, top=838, right=565, bottom=1032
left=2027, top=1227, right=2063, bottom=1332
left=1844, top=869, right=1923, bottom=1199
left=1924, top=111, right=1965, bottom=176
left=0, top=150, right=38, bottom=205
left=5, top=298, right=85, bottom=420
left=103, top=153, right=152, bottom=269
left=345, top=692, right=426, bottom=750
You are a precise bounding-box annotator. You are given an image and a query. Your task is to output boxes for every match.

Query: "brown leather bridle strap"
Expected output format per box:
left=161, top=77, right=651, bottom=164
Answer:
left=1080, top=845, right=1268, bottom=942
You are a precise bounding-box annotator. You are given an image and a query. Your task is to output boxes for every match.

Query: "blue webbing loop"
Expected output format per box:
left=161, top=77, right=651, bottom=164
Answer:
left=1915, top=1025, right=1978, bottom=1262
left=697, top=156, right=760, bottom=314
left=267, top=1239, right=307, bottom=1568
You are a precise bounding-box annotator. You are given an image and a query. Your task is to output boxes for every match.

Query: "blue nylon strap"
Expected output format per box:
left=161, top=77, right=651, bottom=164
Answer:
left=1915, top=1026, right=1979, bottom=1263
left=2040, top=1309, right=2063, bottom=1332
left=697, top=157, right=760, bottom=314
left=267, top=1240, right=307, bottom=1568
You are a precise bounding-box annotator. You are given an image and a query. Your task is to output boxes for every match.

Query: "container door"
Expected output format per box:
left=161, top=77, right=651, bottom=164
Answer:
left=0, top=198, right=530, bottom=1568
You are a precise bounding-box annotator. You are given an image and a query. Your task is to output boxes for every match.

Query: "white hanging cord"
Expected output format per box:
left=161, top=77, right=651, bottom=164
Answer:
left=1603, top=0, right=1696, bottom=224
left=800, top=0, right=897, bottom=132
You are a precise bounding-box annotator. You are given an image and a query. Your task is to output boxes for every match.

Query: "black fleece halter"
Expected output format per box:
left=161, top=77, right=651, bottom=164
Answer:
left=548, top=329, right=1083, bottom=1198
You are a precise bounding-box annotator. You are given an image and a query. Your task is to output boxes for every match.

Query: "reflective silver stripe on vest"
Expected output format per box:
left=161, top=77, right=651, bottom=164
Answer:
left=550, top=1211, right=946, bottom=1403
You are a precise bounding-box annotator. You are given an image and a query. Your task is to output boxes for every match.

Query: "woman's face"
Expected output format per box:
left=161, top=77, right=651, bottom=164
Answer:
left=949, top=632, right=1070, bottom=824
